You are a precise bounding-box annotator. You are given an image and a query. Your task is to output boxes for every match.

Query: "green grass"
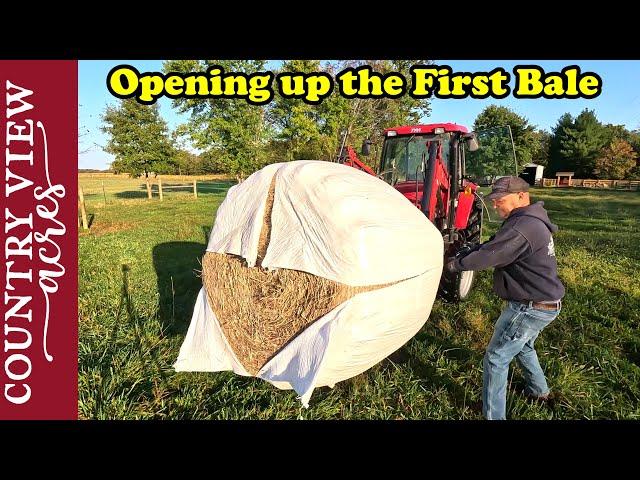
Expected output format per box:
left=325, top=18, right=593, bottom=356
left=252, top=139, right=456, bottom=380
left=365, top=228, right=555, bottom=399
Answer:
left=78, top=182, right=640, bottom=419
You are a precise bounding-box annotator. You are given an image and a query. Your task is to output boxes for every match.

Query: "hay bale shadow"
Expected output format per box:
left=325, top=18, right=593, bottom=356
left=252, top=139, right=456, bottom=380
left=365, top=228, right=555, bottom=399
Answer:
left=404, top=332, right=482, bottom=410
left=152, top=241, right=206, bottom=336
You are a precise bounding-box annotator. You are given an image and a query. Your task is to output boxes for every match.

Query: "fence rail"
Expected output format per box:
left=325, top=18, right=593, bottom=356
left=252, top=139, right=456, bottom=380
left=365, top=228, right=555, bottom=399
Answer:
left=77, top=176, right=236, bottom=232
left=543, top=178, right=640, bottom=190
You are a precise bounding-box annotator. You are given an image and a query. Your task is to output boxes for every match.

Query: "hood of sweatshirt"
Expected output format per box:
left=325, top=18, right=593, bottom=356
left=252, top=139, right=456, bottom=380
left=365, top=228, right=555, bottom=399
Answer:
left=507, top=201, right=558, bottom=233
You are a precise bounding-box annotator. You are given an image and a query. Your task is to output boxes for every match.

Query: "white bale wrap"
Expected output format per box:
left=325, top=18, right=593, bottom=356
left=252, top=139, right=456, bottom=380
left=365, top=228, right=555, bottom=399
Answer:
left=174, top=160, right=444, bottom=406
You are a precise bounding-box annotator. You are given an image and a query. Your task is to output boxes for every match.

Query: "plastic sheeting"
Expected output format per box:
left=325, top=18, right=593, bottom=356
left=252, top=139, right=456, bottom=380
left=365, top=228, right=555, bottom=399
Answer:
left=175, top=160, right=444, bottom=406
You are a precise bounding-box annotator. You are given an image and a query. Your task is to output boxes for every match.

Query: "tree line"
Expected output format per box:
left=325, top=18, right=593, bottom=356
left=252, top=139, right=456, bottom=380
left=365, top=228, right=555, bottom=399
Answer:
left=468, top=105, right=640, bottom=180
left=101, top=60, right=640, bottom=181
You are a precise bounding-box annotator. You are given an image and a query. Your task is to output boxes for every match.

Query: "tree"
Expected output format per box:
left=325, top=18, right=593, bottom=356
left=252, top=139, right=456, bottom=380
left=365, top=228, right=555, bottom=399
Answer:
left=550, top=109, right=608, bottom=178
left=163, top=60, right=270, bottom=181
left=473, top=105, right=538, bottom=171
left=548, top=113, right=575, bottom=176
left=628, top=129, right=640, bottom=179
left=594, top=139, right=637, bottom=179
left=628, top=129, right=640, bottom=154
left=357, top=61, right=431, bottom=149
left=315, top=60, right=432, bottom=171
left=466, top=129, right=517, bottom=179
left=602, top=123, right=630, bottom=145
left=101, top=99, right=176, bottom=177
left=200, top=149, right=226, bottom=174
left=268, top=60, right=325, bottom=161
left=467, top=105, right=538, bottom=178
left=163, top=59, right=433, bottom=177
left=175, top=149, right=205, bottom=175
left=531, top=129, right=552, bottom=167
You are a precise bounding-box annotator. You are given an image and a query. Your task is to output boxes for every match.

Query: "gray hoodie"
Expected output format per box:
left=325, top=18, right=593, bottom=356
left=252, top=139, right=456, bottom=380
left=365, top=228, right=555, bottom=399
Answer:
left=453, top=201, right=565, bottom=302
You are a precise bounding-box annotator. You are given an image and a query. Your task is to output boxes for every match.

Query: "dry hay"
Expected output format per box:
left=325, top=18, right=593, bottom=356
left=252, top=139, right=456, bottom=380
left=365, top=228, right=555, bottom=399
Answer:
left=85, top=221, right=135, bottom=237
left=202, top=176, right=389, bottom=375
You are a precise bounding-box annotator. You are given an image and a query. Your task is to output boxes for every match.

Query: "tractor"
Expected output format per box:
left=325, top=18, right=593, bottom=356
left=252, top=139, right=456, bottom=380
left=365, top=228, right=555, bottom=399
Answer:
left=338, top=123, right=484, bottom=302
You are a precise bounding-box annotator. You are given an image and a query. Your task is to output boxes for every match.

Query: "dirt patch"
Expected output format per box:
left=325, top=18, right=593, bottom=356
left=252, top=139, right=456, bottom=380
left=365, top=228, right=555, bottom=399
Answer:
left=85, top=221, right=136, bottom=237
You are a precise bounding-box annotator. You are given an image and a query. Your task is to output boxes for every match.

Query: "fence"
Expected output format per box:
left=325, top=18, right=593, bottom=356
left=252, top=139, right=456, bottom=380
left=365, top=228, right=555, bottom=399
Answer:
left=543, top=178, right=640, bottom=190
left=78, top=174, right=236, bottom=231
left=152, top=178, right=199, bottom=201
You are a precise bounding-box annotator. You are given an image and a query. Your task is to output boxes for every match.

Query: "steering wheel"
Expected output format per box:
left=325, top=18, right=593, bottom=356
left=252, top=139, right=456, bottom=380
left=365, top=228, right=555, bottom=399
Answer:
left=377, top=168, right=394, bottom=179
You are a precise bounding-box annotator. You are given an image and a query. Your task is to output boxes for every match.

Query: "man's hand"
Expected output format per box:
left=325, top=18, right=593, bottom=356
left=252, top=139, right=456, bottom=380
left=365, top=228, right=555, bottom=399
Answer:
left=456, top=243, right=481, bottom=259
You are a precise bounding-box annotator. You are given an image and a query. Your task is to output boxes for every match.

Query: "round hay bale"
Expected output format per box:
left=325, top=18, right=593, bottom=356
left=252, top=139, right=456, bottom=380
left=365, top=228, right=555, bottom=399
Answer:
left=175, top=160, right=443, bottom=406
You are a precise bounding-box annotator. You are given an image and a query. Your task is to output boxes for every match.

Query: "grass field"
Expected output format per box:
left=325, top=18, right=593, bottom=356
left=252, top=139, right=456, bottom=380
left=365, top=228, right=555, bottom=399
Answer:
left=78, top=173, right=640, bottom=419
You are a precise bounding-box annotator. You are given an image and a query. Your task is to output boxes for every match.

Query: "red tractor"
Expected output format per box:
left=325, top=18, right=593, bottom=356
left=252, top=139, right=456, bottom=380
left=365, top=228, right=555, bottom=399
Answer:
left=339, top=123, right=483, bottom=302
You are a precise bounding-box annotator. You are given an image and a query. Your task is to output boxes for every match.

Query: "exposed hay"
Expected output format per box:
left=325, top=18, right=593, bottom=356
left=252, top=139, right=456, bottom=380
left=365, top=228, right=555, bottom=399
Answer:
left=255, top=176, right=276, bottom=266
left=202, top=175, right=390, bottom=375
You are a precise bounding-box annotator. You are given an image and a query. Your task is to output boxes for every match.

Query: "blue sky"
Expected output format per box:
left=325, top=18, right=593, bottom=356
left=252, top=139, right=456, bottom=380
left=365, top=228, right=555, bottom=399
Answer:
left=79, top=60, right=640, bottom=170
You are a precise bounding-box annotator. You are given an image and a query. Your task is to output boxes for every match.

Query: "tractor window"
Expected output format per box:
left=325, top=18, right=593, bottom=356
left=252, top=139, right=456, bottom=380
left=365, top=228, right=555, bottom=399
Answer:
left=380, top=135, right=429, bottom=184
left=380, top=134, right=449, bottom=185
left=441, top=133, right=451, bottom=172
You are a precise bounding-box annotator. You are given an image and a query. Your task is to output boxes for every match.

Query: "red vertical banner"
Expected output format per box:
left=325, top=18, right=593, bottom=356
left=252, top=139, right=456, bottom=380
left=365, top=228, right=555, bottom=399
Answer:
left=1, top=61, right=78, bottom=419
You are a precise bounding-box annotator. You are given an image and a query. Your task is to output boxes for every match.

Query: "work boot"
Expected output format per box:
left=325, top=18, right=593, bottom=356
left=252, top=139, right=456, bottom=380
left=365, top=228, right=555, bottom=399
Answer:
left=526, top=391, right=560, bottom=408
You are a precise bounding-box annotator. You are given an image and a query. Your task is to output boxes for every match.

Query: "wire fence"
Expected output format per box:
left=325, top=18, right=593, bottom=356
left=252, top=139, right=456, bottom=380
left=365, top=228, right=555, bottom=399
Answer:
left=78, top=174, right=236, bottom=231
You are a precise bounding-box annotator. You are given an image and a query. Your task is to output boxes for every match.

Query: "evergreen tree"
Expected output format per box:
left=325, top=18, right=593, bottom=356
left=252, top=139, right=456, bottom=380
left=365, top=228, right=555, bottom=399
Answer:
left=558, top=109, right=608, bottom=178
left=548, top=113, right=574, bottom=176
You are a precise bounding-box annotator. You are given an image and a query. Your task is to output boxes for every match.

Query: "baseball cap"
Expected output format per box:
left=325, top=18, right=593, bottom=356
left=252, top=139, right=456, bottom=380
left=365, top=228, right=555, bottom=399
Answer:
left=486, top=176, right=530, bottom=200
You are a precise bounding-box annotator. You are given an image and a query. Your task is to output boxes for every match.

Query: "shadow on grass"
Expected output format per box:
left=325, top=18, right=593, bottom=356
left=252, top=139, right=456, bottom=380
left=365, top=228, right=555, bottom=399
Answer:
left=114, top=190, right=150, bottom=199
left=332, top=335, right=483, bottom=415
left=195, top=180, right=236, bottom=193
left=111, top=180, right=236, bottom=200
left=152, top=241, right=206, bottom=337
left=622, top=340, right=640, bottom=368
left=406, top=333, right=482, bottom=411
left=95, top=264, right=173, bottom=418
left=94, top=264, right=127, bottom=417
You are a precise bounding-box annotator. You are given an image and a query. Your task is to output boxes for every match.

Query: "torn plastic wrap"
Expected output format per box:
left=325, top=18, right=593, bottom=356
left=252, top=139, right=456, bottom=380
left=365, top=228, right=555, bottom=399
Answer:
left=175, top=160, right=443, bottom=407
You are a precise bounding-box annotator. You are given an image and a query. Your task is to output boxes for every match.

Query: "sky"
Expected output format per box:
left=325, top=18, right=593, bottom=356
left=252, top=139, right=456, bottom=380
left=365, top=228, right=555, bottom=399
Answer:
left=79, top=60, right=640, bottom=170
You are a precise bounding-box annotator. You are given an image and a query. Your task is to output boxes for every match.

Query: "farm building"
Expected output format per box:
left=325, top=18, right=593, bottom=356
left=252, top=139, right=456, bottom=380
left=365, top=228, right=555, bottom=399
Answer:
left=519, top=163, right=545, bottom=186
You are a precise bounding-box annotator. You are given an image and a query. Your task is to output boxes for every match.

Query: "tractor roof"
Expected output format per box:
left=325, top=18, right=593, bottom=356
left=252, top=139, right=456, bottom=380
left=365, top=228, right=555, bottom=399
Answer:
left=384, top=123, right=469, bottom=135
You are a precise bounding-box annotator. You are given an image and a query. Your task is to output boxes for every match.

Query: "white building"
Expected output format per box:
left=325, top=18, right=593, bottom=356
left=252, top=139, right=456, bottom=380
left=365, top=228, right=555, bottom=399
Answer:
left=522, top=163, right=545, bottom=186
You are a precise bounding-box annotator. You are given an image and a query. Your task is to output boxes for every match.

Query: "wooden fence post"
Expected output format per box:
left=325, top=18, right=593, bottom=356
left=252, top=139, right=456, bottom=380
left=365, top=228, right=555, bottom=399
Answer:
left=79, top=187, right=89, bottom=230
left=102, top=181, right=107, bottom=205
left=193, top=179, right=198, bottom=199
left=158, top=177, right=163, bottom=201
left=146, top=180, right=152, bottom=199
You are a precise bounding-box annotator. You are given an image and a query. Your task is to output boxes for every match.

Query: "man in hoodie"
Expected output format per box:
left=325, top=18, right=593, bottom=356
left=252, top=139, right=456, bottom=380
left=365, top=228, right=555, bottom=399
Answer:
left=446, top=176, right=565, bottom=420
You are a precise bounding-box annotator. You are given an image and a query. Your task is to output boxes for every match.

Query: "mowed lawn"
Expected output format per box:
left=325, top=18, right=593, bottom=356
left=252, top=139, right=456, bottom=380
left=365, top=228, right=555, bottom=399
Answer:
left=78, top=175, right=640, bottom=419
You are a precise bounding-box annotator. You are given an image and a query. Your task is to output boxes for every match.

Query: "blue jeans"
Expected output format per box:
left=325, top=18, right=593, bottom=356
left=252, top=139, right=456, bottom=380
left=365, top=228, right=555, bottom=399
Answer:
left=483, top=300, right=560, bottom=420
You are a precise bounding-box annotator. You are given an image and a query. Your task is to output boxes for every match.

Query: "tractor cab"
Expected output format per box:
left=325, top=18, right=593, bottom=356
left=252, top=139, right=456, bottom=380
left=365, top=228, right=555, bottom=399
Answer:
left=344, top=121, right=513, bottom=302
left=375, top=123, right=483, bottom=302
left=379, top=123, right=479, bottom=240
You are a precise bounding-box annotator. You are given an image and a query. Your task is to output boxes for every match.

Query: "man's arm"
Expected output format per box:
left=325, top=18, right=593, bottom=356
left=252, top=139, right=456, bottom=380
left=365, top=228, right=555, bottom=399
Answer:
left=451, top=226, right=530, bottom=272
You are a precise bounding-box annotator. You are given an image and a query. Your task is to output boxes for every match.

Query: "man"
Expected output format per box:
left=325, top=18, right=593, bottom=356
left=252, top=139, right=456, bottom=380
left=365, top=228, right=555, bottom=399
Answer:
left=446, top=176, right=565, bottom=420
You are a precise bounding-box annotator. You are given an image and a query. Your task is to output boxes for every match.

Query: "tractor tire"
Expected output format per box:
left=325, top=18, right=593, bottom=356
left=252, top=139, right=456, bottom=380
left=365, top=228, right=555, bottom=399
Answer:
left=439, top=199, right=483, bottom=303
left=464, top=200, right=483, bottom=245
